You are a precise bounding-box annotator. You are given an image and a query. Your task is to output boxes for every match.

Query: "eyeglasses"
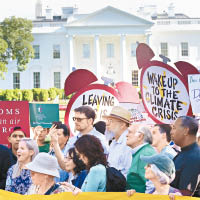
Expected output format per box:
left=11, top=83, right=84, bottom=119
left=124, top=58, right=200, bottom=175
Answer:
left=72, top=117, right=88, bottom=122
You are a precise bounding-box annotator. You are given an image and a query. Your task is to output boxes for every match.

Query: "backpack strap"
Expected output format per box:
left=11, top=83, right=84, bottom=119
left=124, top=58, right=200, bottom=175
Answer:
left=45, top=183, right=60, bottom=195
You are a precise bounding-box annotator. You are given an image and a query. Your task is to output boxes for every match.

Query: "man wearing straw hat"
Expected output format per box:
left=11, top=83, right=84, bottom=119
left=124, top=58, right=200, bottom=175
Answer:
left=103, top=106, right=132, bottom=178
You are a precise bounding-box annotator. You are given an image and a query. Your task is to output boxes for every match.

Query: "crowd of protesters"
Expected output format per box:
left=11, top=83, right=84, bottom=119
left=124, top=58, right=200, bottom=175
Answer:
left=0, top=105, right=200, bottom=198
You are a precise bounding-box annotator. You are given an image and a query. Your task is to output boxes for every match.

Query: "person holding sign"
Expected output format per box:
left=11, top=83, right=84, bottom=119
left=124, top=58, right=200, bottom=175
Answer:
left=51, top=106, right=108, bottom=172
left=33, top=126, right=50, bottom=153
left=49, top=122, right=70, bottom=183
left=170, top=116, right=200, bottom=197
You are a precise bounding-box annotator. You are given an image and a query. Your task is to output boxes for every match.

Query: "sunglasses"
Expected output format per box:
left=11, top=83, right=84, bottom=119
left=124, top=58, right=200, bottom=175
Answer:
left=72, top=117, right=88, bottom=122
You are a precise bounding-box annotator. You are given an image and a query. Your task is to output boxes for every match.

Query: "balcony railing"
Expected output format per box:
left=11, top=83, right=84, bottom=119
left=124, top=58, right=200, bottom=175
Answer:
left=156, top=19, right=200, bottom=25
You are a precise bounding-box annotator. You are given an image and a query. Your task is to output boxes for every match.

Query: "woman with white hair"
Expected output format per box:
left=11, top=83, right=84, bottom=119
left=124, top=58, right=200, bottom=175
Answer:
left=26, top=152, right=69, bottom=195
left=127, top=153, right=181, bottom=196
left=5, top=138, right=39, bottom=194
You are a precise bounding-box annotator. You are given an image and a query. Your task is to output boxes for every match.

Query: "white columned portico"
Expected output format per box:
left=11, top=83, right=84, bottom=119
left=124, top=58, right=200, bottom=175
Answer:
left=94, top=35, right=101, bottom=80
left=68, top=35, right=74, bottom=73
left=120, top=34, right=127, bottom=81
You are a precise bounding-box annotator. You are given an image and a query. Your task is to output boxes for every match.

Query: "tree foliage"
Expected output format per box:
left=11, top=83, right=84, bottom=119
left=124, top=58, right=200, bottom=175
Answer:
left=0, top=16, right=34, bottom=78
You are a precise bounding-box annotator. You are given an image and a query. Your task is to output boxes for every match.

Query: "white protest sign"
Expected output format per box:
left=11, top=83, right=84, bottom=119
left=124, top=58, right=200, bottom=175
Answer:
left=141, top=65, right=190, bottom=124
left=65, top=84, right=119, bottom=135
left=188, top=74, right=200, bottom=114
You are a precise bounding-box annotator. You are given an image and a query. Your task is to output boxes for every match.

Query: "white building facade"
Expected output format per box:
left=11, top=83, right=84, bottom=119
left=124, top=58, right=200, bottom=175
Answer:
left=150, top=18, right=200, bottom=70
left=0, top=6, right=153, bottom=89
left=0, top=5, right=200, bottom=90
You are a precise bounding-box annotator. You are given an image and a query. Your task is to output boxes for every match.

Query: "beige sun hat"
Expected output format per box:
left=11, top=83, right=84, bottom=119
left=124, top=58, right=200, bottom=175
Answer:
left=103, top=106, right=131, bottom=124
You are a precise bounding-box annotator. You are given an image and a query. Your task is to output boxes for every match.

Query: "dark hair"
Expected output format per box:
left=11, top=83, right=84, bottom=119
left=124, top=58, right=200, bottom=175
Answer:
left=68, top=147, right=86, bottom=174
left=74, top=106, right=96, bottom=121
left=179, top=116, right=199, bottom=136
left=53, top=121, right=70, bottom=137
left=155, top=124, right=172, bottom=142
left=93, top=121, right=106, bottom=135
left=10, top=126, right=26, bottom=137
left=74, top=135, right=107, bottom=170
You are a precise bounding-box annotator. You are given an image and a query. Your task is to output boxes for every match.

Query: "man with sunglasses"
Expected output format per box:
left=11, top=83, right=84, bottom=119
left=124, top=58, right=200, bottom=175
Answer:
left=50, top=105, right=108, bottom=171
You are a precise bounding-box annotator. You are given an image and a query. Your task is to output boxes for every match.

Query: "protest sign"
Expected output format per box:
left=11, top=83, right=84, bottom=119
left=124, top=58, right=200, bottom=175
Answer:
left=188, top=74, right=200, bottom=114
left=0, top=190, right=199, bottom=200
left=65, top=84, right=119, bottom=134
left=136, top=43, right=200, bottom=124
left=141, top=64, right=190, bottom=124
left=0, top=101, right=30, bottom=146
left=120, top=102, right=155, bottom=125
left=29, top=103, right=59, bottom=128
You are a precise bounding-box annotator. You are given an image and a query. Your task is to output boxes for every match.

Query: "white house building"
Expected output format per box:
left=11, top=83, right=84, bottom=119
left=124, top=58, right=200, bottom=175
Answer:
left=138, top=3, right=200, bottom=70
left=0, top=5, right=153, bottom=89
left=0, top=3, right=200, bottom=90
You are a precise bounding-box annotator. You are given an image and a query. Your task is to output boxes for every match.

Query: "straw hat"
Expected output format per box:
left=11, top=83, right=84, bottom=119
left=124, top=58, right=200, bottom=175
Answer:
left=26, top=153, right=60, bottom=178
left=103, top=106, right=131, bottom=124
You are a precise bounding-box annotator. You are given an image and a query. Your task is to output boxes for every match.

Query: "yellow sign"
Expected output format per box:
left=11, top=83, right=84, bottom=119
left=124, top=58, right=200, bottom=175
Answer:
left=0, top=190, right=199, bottom=200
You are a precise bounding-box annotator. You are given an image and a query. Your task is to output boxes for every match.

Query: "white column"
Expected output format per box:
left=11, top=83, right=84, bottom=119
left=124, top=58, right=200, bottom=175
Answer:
left=145, top=31, right=151, bottom=45
left=120, top=34, right=127, bottom=81
left=68, top=35, right=74, bottom=73
left=94, top=35, right=101, bottom=80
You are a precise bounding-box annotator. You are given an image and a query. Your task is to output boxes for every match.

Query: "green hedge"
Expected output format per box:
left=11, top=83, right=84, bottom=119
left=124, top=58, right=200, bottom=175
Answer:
left=55, top=88, right=64, bottom=100
left=4, top=89, right=13, bottom=101
left=0, top=88, right=66, bottom=102
left=32, top=88, right=41, bottom=101
left=13, top=89, right=23, bottom=101
left=22, top=90, right=33, bottom=101
left=48, top=88, right=57, bottom=100
left=40, top=89, right=49, bottom=101
left=0, top=89, right=4, bottom=100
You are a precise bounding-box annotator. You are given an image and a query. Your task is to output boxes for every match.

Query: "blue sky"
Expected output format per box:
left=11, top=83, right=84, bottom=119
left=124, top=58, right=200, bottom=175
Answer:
left=0, top=0, right=199, bottom=21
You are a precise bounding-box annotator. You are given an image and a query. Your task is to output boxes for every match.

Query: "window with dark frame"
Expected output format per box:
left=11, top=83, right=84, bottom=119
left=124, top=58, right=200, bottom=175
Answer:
left=160, top=42, right=168, bottom=57
left=53, top=44, right=60, bottom=59
left=13, top=73, right=20, bottom=89
left=54, top=72, right=61, bottom=88
left=132, top=70, right=138, bottom=86
left=181, top=42, right=189, bottom=56
left=33, top=45, right=40, bottom=59
left=33, top=72, right=40, bottom=88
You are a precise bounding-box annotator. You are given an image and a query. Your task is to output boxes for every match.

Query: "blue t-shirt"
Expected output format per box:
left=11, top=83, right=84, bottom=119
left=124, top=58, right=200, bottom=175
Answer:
left=81, top=164, right=106, bottom=192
